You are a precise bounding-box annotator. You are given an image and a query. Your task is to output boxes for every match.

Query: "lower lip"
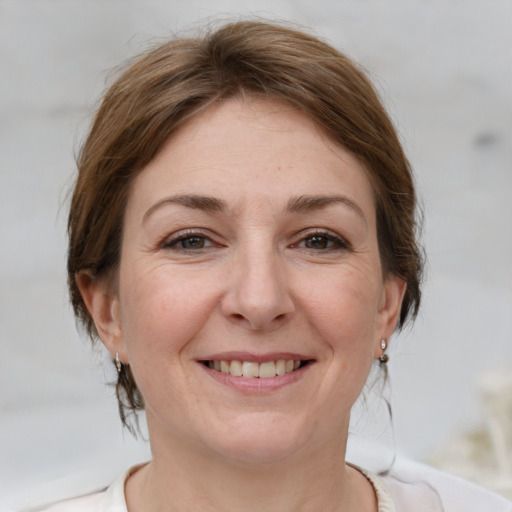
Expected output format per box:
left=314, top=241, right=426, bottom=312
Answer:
left=199, top=363, right=312, bottom=393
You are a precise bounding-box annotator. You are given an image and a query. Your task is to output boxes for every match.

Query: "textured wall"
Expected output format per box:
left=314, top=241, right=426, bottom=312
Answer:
left=1, top=1, right=511, bottom=509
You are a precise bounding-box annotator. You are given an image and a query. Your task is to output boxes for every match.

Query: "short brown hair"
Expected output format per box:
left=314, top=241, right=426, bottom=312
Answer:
left=68, top=20, right=423, bottom=429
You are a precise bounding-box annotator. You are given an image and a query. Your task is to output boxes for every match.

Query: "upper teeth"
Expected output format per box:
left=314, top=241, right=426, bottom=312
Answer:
left=208, top=359, right=302, bottom=378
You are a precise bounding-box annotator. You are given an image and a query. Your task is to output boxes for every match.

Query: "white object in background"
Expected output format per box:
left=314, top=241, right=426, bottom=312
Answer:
left=480, top=367, right=512, bottom=492
left=430, top=366, right=512, bottom=499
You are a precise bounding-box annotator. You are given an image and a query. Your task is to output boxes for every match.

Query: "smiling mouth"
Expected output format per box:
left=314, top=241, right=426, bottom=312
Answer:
left=203, top=359, right=312, bottom=379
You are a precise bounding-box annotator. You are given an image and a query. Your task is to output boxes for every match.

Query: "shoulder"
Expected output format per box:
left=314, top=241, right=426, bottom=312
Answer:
left=29, top=491, right=105, bottom=512
left=381, top=459, right=512, bottom=512
left=31, top=464, right=137, bottom=512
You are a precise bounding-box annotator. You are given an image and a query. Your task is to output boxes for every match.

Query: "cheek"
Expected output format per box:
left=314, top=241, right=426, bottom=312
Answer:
left=118, top=265, right=220, bottom=360
left=301, top=266, right=382, bottom=347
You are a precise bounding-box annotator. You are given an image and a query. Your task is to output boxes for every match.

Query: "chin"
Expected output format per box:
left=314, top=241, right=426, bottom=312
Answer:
left=201, top=414, right=313, bottom=466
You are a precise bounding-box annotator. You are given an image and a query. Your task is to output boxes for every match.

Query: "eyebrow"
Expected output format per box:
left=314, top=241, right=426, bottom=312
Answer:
left=143, top=194, right=227, bottom=222
left=286, top=194, right=367, bottom=225
left=143, top=193, right=367, bottom=225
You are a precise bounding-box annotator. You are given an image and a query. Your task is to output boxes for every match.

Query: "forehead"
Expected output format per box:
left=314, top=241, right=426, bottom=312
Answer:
left=127, top=97, right=376, bottom=221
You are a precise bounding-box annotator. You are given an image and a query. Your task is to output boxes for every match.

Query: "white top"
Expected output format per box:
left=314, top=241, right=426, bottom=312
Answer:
left=34, top=462, right=512, bottom=512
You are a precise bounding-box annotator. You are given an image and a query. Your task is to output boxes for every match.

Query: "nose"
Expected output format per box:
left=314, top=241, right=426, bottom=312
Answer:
left=221, top=244, right=295, bottom=331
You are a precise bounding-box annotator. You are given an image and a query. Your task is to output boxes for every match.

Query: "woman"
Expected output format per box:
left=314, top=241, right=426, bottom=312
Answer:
left=49, top=20, right=510, bottom=512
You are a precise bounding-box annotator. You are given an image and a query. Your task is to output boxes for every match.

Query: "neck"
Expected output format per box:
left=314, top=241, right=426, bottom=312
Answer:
left=125, top=421, right=376, bottom=512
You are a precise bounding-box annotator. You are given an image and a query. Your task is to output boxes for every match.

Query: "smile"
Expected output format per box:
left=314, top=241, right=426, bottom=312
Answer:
left=205, top=359, right=310, bottom=378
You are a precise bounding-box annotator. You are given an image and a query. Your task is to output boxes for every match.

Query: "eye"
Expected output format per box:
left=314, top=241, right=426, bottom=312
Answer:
left=295, top=231, right=350, bottom=251
left=304, top=235, right=333, bottom=250
left=176, top=236, right=209, bottom=249
left=161, top=231, right=215, bottom=251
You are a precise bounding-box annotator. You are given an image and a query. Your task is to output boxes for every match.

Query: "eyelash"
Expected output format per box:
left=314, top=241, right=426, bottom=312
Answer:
left=160, top=230, right=217, bottom=252
left=293, top=230, right=352, bottom=252
left=160, top=229, right=351, bottom=253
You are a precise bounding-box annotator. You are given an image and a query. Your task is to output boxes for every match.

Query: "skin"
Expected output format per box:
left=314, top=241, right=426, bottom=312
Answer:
left=78, top=97, right=405, bottom=512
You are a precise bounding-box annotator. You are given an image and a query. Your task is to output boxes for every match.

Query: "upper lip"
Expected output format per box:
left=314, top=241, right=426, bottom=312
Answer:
left=198, top=351, right=314, bottom=363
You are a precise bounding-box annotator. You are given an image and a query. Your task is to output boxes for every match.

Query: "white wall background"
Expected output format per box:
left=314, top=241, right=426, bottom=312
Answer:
left=1, top=1, right=511, bottom=510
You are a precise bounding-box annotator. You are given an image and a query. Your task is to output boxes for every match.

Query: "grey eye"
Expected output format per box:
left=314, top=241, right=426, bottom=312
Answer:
left=304, top=235, right=331, bottom=249
left=179, top=236, right=206, bottom=249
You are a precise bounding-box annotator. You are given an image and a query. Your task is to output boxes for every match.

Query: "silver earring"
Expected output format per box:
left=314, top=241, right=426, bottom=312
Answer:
left=379, top=337, right=389, bottom=364
left=115, top=352, right=122, bottom=374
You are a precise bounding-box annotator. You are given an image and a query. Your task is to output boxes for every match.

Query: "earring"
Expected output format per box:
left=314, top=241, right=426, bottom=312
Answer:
left=379, top=337, right=389, bottom=364
left=115, top=352, right=122, bottom=374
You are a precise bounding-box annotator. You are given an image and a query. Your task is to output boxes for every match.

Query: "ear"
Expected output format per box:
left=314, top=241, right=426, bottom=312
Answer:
left=373, top=275, right=407, bottom=358
left=76, top=271, right=125, bottom=360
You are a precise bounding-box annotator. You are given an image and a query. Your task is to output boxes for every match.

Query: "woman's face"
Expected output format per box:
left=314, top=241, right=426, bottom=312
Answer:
left=84, top=98, right=404, bottom=464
